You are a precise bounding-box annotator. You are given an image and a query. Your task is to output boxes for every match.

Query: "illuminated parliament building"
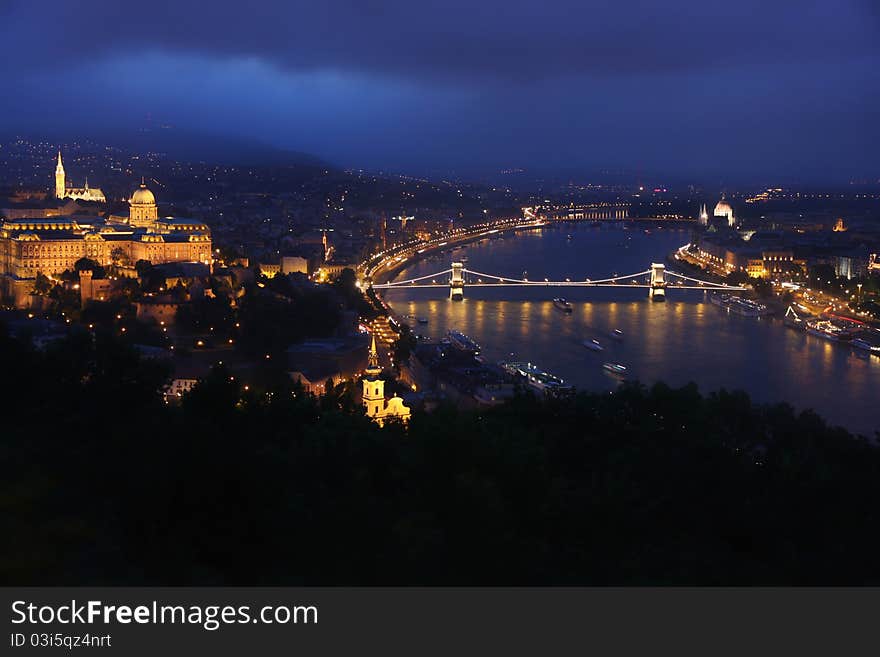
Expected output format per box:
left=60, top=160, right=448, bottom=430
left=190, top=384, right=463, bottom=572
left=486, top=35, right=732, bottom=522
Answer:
left=1, top=155, right=212, bottom=307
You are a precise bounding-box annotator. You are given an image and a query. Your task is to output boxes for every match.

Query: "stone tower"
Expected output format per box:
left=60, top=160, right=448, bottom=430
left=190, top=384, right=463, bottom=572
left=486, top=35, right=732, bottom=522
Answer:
left=78, top=269, right=93, bottom=308
left=55, top=151, right=66, bottom=199
left=362, top=335, right=385, bottom=419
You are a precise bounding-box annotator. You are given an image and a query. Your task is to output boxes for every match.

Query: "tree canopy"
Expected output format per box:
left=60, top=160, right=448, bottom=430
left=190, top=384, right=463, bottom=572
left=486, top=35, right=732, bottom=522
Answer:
left=2, top=324, right=880, bottom=586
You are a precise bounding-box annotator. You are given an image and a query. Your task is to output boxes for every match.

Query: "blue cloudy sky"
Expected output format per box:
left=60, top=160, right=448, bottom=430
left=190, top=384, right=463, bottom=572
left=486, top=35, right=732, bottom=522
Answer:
left=1, top=0, right=878, bottom=182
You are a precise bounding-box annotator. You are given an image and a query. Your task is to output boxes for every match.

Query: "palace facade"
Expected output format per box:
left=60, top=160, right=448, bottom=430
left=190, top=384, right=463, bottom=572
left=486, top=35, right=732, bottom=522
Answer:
left=0, top=181, right=211, bottom=307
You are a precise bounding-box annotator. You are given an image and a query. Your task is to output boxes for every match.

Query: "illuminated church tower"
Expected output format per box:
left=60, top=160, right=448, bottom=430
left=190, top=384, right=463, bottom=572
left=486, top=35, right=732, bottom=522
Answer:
left=362, top=336, right=386, bottom=419
left=53, top=151, right=106, bottom=202
left=699, top=203, right=709, bottom=226
left=55, top=151, right=65, bottom=199
left=362, top=335, right=411, bottom=426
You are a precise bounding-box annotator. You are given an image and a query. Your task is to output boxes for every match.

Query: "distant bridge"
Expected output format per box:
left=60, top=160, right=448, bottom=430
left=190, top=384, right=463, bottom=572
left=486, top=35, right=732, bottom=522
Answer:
left=370, top=262, right=747, bottom=300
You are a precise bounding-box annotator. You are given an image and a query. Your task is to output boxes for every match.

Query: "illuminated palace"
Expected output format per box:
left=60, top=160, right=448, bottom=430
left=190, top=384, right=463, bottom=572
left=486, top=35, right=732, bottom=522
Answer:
left=0, top=180, right=211, bottom=307
left=55, top=151, right=106, bottom=203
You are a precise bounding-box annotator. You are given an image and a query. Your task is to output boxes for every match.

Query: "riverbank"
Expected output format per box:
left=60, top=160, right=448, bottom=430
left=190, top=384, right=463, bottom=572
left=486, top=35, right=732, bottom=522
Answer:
left=365, top=218, right=700, bottom=286
left=364, top=219, right=546, bottom=285
left=379, top=222, right=880, bottom=438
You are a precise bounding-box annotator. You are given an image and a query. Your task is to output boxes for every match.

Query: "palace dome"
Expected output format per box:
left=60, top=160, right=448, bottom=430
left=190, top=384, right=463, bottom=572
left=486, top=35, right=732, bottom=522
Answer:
left=131, top=184, right=156, bottom=205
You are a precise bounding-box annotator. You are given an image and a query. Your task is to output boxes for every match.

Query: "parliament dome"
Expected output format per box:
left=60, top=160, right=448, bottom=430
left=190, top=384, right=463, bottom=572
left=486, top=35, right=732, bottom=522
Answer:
left=714, top=200, right=733, bottom=216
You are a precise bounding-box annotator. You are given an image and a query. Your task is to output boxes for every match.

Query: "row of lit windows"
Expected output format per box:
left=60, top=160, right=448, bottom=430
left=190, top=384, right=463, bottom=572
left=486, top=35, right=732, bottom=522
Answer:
left=21, top=258, right=76, bottom=269
left=21, top=244, right=87, bottom=256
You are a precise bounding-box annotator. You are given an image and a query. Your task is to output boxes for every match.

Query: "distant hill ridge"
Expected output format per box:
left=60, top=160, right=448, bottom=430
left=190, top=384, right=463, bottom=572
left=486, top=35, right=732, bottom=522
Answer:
left=0, top=128, right=331, bottom=169
left=119, top=128, right=329, bottom=168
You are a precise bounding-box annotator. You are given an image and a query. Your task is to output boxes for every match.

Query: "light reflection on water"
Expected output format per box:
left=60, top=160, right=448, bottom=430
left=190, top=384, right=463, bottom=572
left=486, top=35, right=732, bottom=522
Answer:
left=384, top=223, right=880, bottom=437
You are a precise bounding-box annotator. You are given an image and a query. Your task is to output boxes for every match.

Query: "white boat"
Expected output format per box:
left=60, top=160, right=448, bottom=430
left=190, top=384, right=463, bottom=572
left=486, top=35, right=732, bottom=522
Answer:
left=609, top=329, right=624, bottom=341
left=583, top=339, right=604, bottom=352
left=501, top=361, right=571, bottom=394
left=602, top=362, right=627, bottom=377
left=711, top=294, right=770, bottom=317
left=805, top=319, right=853, bottom=342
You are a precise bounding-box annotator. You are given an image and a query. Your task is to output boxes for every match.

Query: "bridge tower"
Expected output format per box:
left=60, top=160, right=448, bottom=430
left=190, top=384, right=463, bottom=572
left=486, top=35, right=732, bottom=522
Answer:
left=449, top=261, right=464, bottom=301
left=649, top=263, right=667, bottom=302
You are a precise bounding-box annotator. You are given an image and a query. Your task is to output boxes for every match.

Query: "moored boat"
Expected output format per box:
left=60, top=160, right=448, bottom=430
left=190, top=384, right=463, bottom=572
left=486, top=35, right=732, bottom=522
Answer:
left=711, top=294, right=770, bottom=317
left=501, top=361, right=571, bottom=394
left=583, top=339, right=604, bottom=352
left=805, top=319, right=854, bottom=342
left=447, top=329, right=481, bottom=355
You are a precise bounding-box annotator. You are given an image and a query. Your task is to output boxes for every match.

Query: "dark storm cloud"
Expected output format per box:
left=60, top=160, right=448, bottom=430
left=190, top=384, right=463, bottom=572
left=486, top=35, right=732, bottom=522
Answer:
left=2, top=0, right=875, bottom=80
left=0, top=0, right=877, bottom=182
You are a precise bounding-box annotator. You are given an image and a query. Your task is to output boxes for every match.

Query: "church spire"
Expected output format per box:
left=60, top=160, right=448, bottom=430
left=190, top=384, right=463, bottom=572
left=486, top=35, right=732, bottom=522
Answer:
left=366, top=335, right=381, bottom=376
left=55, top=150, right=66, bottom=199
left=369, top=335, right=379, bottom=366
left=362, top=331, right=410, bottom=426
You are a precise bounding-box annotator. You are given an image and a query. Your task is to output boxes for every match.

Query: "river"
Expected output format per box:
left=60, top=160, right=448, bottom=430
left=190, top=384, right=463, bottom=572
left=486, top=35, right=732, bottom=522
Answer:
left=381, top=222, right=880, bottom=437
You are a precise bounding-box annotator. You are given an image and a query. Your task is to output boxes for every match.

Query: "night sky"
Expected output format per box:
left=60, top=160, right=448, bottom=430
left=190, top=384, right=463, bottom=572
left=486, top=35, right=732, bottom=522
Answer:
left=2, top=0, right=878, bottom=182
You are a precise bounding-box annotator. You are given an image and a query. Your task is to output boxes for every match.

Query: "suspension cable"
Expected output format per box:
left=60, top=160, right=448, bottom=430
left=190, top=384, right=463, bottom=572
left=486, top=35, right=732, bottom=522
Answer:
left=665, top=270, right=742, bottom=287
left=379, top=268, right=453, bottom=286
left=461, top=268, right=652, bottom=285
